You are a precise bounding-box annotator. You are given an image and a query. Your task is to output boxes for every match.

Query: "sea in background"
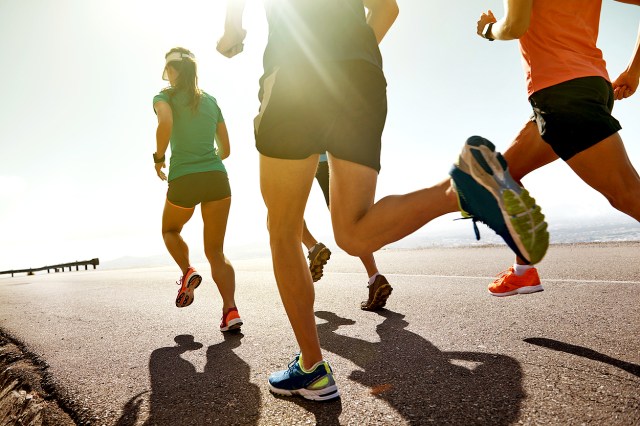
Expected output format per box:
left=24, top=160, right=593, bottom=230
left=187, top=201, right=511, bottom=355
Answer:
left=101, top=215, right=640, bottom=270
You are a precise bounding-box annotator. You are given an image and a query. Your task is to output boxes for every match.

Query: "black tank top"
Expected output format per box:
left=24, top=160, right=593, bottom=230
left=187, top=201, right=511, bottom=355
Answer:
left=262, top=0, right=382, bottom=73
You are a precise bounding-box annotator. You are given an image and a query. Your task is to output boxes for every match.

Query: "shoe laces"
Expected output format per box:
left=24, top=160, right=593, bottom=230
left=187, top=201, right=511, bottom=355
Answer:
left=288, top=354, right=301, bottom=372
left=455, top=216, right=481, bottom=240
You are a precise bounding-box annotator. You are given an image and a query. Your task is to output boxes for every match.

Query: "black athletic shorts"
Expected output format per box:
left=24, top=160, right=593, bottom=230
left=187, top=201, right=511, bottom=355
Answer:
left=167, top=171, right=231, bottom=209
left=529, top=76, right=622, bottom=161
left=315, top=160, right=330, bottom=207
left=254, top=60, right=387, bottom=172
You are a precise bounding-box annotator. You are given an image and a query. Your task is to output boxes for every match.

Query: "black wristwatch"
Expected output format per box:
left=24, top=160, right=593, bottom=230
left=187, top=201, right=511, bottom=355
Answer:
left=153, top=152, right=165, bottom=164
left=482, top=22, right=495, bottom=41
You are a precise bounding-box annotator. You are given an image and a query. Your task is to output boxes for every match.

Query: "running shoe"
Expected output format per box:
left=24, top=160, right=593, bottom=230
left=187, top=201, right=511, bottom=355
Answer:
left=268, top=354, right=340, bottom=401
left=308, top=242, right=331, bottom=283
left=175, top=267, right=202, bottom=308
left=449, top=136, right=549, bottom=265
left=360, top=275, right=393, bottom=311
left=220, top=307, right=243, bottom=332
left=489, top=267, right=544, bottom=297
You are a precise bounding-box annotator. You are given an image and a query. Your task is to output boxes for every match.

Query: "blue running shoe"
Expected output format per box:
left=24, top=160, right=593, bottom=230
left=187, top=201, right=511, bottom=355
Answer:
left=268, top=354, right=340, bottom=401
left=449, top=136, right=549, bottom=264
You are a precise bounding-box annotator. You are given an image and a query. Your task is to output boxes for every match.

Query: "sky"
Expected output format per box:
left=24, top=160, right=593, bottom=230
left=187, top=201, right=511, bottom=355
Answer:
left=0, top=1, right=639, bottom=271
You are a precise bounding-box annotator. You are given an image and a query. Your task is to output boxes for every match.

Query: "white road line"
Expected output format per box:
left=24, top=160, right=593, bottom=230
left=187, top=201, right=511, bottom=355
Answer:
left=331, top=272, right=640, bottom=285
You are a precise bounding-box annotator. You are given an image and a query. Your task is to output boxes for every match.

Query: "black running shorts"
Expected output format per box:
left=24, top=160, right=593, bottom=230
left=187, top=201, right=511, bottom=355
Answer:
left=315, top=160, right=330, bottom=207
left=529, top=76, right=622, bottom=161
left=254, top=60, right=387, bottom=172
left=167, top=171, right=231, bottom=209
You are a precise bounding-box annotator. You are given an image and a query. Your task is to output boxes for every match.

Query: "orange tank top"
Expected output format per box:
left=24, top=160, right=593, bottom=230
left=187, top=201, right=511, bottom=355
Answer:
left=519, top=0, right=610, bottom=96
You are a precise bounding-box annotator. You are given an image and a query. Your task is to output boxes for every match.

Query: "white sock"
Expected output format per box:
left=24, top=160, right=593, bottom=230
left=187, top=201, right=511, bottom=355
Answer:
left=368, top=272, right=380, bottom=286
left=513, top=263, right=534, bottom=276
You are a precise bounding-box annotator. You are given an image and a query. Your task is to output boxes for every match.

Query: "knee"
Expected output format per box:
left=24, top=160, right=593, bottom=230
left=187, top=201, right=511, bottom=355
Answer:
left=334, top=232, right=368, bottom=258
left=606, top=188, right=639, bottom=215
left=205, top=247, right=224, bottom=264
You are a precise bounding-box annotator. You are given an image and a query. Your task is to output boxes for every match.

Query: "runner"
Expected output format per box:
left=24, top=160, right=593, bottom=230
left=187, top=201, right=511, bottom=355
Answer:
left=218, top=0, right=548, bottom=401
left=302, top=154, right=393, bottom=311
left=153, top=47, right=243, bottom=332
left=476, top=0, right=640, bottom=297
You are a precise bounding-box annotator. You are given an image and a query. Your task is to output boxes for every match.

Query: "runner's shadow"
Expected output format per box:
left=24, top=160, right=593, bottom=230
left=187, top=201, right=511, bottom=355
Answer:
left=116, top=333, right=260, bottom=425
left=316, top=310, right=524, bottom=425
left=271, top=389, right=342, bottom=426
left=524, top=337, right=640, bottom=377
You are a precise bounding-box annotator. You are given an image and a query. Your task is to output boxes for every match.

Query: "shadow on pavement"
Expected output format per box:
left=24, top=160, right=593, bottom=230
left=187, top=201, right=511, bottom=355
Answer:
left=271, top=393, right=343, bottom=426
left=524, top=337, right=640, bottom=377
left=316, top=310, right=524, bottom=425
left=116, top=333, right=260, bottom=425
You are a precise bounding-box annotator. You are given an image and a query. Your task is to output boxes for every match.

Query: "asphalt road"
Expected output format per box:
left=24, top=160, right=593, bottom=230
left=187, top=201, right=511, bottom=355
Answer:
left=0, top=242, right=639, bottom=425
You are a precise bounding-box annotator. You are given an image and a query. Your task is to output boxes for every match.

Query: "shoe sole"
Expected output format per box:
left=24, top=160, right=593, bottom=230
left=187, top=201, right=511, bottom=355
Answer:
left=268, top=383, right=340, bottom=401
left=489, top=284, right=544, bottom=297
left=452, top=136, right=549, bottom=264
left=220, top=318, right=243, bottom=332
left=175, top=274, right=202, bottom=308
left=361, top=284, right=393, bottom=311
left=309, top=247, right=331, bottom=283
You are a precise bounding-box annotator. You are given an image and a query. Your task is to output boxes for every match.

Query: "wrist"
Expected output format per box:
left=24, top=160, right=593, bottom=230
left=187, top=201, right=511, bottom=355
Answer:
left=153, top=152, right=165, bottom=164
left=482, top=22, right=495, bottom=41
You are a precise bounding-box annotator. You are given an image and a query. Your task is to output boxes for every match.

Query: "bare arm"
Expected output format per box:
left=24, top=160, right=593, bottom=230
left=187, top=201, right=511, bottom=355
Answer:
left=363, top=0, right=399, bottom=44
left=477, top=0, right=533, bottom=41
left=613, top=22, right=640, bottom=100
left=217, top=0, right=247, bottom=58
left=153, top=101, right=173, bottom=181
left=216, top=122, right=231, bottom=160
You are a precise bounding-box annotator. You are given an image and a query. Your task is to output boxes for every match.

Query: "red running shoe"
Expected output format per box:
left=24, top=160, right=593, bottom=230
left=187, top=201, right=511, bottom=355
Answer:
left=220, top=307, right=243, bottom=332
left=489, top=267, right=543, bottom=297
left=175, top=267, right=202, bottom=308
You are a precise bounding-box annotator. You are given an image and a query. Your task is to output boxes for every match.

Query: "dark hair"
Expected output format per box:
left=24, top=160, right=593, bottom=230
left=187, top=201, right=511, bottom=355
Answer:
left=163, top=47, right=201, bottom=113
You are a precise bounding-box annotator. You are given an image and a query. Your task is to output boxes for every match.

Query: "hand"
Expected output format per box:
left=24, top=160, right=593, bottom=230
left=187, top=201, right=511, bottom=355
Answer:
left=217, top=28, right=247, bottom=58
left=477, top=10, right=497, bottom=38
left=612, top=69, right=639, bottom=100
left=155, top=162, right=167, bottom=181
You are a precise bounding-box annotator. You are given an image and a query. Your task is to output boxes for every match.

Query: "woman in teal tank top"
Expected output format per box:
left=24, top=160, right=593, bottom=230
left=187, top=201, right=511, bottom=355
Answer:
left=152, top=47, right=242, bottom=332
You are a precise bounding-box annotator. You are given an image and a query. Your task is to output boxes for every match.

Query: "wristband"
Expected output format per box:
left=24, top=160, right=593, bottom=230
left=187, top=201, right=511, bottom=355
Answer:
left=482, top=22, right=495, bottom=41
left=153, top=152, right=165, bottom=164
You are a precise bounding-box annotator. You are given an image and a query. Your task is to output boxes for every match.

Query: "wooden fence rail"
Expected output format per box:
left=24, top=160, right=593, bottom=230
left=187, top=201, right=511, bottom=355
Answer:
left=0, top=258, right=99, bottom=277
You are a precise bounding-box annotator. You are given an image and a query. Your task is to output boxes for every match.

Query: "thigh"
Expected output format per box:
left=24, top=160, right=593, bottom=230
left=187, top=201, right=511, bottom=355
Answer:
left=162, top=200, right=195, bottom=233
left=503, top=120, right=559, bottom=183
left=260, top=154, right=320, bottom=236
left=566, top=132, right=640, bottom=196
left=328, top=153, right=378, bottom=234
left=201, top=197, right=232, bottom=251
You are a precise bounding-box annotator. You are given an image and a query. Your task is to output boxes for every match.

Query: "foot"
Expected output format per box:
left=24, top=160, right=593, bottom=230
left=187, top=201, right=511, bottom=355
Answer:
left=268, top=354, right=340, bottom=401
left=308, top=242, right=331, bottom=283
left=220, top=307, right=243, bottom=332
left=175, top=267, right=202, bottom=308
left=449, top=136, right=549, bottom=264
left=360, top=275, right=393, bottom=311
left=489, top=267, right=544, bottom=297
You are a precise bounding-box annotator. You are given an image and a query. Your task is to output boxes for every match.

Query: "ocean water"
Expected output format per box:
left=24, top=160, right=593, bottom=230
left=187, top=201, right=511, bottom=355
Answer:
left=388, top=217, right=640, bottom=249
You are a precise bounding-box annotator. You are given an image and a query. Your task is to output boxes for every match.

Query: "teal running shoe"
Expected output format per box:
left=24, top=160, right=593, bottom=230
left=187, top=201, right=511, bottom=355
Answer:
left=449, top=136, right=549, bottom=264
left=268, top=354, right=340, bottom=401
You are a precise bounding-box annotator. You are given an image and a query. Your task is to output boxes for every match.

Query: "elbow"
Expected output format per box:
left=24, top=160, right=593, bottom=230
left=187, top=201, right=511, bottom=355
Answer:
left=503, top=20, right=529, bottom=39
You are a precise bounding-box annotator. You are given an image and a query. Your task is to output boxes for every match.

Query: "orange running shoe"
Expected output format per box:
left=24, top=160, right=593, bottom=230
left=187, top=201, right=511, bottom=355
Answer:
left=175, top=267, right=202, bottom=308
left=220, top=307, right=243, bottom=332
left=489, top=267, right=543, bottom=297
